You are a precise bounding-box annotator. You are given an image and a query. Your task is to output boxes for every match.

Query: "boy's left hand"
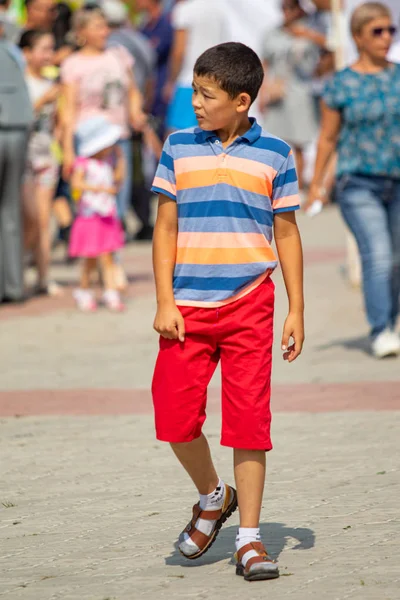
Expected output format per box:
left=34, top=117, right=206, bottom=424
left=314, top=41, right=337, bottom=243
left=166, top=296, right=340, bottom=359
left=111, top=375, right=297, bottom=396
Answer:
left=281, top=311, right=305, bottom=363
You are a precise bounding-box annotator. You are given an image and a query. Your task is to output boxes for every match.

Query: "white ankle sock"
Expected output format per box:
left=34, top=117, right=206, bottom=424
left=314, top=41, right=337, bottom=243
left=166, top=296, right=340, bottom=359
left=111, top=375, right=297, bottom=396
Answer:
left=235, top=527, right=261, bottom=567
left=184, top=479, right=225, bottom=549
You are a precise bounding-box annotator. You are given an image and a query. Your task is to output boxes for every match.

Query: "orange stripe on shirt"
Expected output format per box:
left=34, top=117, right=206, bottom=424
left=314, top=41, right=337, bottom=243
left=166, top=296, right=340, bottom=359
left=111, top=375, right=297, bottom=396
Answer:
left=153, top=176, right=176, bottom=197
left=273, top=194, right=301, bottom=210
left=176, top=169, right=271, bottom=197
left=176, top=245, right=277, bottom=265
left=177, top=232, right=271, bottom=249
left=174, top=155, right=277, bottom=182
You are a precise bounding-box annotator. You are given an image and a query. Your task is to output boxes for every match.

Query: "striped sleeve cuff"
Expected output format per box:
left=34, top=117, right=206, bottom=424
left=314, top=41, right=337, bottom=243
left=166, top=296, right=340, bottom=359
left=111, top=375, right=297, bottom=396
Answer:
left=151, top=186, right=177, bottom=201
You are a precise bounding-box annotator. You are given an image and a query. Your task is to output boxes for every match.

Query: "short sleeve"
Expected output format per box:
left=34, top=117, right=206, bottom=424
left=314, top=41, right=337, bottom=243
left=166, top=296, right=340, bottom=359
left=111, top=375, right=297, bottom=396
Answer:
left=151, top=137, right=176, bottom=201
left=171, top=1, right=191, bottom=30
left=323, top=72, right=346, bottom=110
left=60, top=55, right=80, bottom=84
left=113, top=45, right=134, bottom=70
left=272, top=150, right=301, bottom=213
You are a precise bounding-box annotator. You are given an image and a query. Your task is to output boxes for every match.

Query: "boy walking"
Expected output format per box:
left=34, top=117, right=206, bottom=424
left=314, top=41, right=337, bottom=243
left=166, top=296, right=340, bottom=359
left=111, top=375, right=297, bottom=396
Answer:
left=151, top=42, right=304, bottom=582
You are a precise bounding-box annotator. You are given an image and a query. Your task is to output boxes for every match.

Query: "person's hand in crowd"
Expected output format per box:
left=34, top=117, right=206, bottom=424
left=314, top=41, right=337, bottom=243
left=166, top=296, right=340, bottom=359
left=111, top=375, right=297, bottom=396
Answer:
left=113, top=145, right=125, bottom=190
left=35, top=84, right=61, bottom=113
left=62, top=149, right=75, bottom=181
left=131, top=111, right=148, bottom=132
left=286, top=23, right=327, bottom=49
left=153, top=303, right=185, bottom=342
left=285, top=23, right=310, bottom=38
left=303, top=184, right=330, bottom=212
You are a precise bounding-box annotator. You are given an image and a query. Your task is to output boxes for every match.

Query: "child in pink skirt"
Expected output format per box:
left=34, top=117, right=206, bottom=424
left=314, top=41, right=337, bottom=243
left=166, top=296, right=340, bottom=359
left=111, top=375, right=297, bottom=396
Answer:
left=69, top=116, right=125, bottom=312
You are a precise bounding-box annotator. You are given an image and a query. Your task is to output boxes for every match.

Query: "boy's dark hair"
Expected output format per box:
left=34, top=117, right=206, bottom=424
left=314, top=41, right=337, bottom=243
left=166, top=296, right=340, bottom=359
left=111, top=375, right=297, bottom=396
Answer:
left=194, top=42, right=264, bottom=105
left=19, top=28, right=51, bottom=49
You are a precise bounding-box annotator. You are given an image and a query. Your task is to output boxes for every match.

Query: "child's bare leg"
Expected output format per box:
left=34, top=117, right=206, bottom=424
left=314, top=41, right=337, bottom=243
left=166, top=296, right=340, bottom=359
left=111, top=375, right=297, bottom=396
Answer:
left=100, top=253, right=124, bottom=310
left=22, top=180, right=39, bottom=251
left=234, top=449, right=279, bottom=580
left=80, top=258, right=97, bottom=289
left=234, top=449, right=265, bottom=527
left=34, top=184, right=54, bottom=289
left=98, top=253, right=116, bottom=290
left=170, top=434, right=219, bottom=495
left=172, top=435, right=236, bottom=558
left=74, top=258, right=98, bottom=311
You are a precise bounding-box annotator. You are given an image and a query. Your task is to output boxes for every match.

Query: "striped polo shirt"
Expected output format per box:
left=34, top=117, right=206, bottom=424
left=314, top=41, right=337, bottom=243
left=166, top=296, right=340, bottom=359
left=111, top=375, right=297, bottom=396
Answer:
left=152, top=118, right=300, bottom=307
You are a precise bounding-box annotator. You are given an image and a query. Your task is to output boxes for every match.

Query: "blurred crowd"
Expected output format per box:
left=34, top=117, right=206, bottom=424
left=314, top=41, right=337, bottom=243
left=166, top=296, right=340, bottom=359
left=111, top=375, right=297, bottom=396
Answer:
left=0, top=0, right=399, bottom=350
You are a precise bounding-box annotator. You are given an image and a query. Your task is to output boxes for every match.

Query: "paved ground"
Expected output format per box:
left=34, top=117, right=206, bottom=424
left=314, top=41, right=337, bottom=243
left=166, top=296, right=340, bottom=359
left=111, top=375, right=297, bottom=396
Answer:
left=0, top=206, right=399, bottom=600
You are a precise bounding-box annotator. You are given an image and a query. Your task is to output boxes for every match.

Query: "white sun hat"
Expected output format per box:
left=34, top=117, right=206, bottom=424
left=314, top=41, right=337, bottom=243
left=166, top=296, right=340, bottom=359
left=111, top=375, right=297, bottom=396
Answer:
left=102, top=0, right=128, bottom=26
left=76, top=116, right=122, bottom=158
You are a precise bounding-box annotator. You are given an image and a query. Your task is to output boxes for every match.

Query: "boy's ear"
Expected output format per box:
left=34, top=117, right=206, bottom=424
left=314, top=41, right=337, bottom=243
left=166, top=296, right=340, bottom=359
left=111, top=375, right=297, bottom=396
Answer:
left=236, top=92, right=252, bottom=113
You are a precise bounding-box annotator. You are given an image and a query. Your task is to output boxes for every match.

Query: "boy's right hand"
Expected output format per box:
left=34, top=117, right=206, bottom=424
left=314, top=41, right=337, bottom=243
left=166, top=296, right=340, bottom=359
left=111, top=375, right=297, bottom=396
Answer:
left=153, top=304, right=185, bottom=342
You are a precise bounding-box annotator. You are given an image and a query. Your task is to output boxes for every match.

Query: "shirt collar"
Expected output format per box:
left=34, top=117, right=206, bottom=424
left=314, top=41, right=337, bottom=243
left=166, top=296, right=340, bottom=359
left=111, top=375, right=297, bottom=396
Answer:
left=196, top=118, right=262, bottom=145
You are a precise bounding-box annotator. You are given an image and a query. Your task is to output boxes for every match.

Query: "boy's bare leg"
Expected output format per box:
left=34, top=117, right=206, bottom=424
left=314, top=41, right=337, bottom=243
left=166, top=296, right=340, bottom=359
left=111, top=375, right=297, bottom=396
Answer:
left=234, top=449, right=266, bottom=527
left=170, top=434, right=219, bottom=494
left=233, top=449, right=279, bottom=579
left=171, top=434, right=238, bottom=558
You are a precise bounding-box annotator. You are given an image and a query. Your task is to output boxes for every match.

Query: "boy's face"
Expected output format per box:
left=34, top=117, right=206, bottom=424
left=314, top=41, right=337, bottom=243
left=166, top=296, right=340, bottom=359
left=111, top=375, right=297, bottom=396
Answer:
left=192, top=74, right=250, bottom=131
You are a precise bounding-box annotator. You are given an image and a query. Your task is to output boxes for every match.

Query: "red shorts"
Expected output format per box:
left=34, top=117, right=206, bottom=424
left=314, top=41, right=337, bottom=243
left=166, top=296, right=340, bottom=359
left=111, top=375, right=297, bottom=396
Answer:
left=152, top=278, right=275, bottom=450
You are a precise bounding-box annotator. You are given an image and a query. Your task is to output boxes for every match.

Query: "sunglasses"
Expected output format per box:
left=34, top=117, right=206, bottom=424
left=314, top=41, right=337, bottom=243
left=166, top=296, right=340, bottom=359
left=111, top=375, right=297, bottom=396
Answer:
left=371, top=25, right=397, bottom=37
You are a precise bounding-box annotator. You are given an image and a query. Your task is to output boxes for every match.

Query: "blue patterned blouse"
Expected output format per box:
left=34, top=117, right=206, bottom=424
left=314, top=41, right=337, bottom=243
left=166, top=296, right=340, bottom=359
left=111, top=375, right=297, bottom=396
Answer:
left=323, top=63, right=400, bottom=179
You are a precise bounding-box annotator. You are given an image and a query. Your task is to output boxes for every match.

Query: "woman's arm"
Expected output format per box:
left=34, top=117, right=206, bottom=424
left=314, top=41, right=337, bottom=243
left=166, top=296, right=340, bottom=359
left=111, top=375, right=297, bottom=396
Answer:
left=113, top=146, right=125, bottom=190
left=286, top=23, right=327, bottom=49
left=62, top=82, right=78, bottom=179
left=152, top=194, right=185, bottom=342
left=33, top=84, right=61, bottom=113
left=306, top=100, right=341, bottom=208
left=128, top=74, right=147, bottom=132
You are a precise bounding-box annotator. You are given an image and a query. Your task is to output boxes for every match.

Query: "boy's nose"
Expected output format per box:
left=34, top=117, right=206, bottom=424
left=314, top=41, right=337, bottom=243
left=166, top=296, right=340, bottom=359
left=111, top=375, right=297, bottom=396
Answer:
left=192, top=96, right=202, bottom=110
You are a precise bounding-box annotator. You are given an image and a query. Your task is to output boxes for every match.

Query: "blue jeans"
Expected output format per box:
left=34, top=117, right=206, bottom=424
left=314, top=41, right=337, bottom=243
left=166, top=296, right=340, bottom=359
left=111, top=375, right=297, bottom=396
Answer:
left=337, top=174, right=400, bottom=337
left=117, top=138, right=133, bottom=221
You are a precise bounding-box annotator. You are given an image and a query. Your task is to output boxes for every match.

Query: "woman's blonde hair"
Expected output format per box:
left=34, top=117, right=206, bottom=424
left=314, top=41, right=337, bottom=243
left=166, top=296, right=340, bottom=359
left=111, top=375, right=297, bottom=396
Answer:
left=69, top=7, right=105, bottom=46
left=72, top=7, right=105, bottom=33
left=350, top=2, right=392, bottom=36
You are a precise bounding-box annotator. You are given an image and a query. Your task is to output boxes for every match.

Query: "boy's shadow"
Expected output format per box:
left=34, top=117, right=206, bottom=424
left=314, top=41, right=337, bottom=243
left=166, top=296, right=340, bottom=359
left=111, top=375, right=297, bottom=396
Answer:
left=165, top=522, right=315, bottom=567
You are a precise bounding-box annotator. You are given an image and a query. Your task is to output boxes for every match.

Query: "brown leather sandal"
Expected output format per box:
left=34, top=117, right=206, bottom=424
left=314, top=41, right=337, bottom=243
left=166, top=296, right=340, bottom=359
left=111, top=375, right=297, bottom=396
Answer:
left=178, top=484, right=238, bottom=560
left=235, top=541, right=280, bottom=581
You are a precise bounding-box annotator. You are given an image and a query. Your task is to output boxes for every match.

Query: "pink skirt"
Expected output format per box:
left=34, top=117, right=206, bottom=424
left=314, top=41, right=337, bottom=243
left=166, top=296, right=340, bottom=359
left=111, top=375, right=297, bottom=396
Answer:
left=69, top=215, right=124, bottom=258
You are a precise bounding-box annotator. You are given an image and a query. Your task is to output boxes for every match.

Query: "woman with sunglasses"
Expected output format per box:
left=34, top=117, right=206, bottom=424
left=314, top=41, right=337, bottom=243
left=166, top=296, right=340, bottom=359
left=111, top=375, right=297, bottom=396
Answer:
left=307, top=2, right=400, bottom=359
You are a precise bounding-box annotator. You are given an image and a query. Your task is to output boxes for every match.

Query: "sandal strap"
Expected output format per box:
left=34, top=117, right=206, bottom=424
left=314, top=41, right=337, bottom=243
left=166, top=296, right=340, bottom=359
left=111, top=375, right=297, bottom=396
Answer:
left=190, top=503, right=222, bottom=523
left=188, top=527, right=211, bottom=549
left=237, top=541, right=268, bottom=562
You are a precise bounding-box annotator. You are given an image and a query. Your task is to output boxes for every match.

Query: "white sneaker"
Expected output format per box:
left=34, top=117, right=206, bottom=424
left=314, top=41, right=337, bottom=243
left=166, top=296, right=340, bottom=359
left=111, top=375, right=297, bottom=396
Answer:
left=73, top=288, right=97, bottom=312
left=102, top=289, right=125, bottom=312
left=371, top=329, right=400, bottom=359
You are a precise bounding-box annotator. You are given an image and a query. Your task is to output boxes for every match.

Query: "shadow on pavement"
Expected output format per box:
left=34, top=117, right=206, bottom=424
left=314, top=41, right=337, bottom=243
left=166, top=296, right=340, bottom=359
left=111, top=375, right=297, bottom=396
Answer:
left=165, top=522, right=315, bottom=567
left=316, top=335, right=370, bottom=355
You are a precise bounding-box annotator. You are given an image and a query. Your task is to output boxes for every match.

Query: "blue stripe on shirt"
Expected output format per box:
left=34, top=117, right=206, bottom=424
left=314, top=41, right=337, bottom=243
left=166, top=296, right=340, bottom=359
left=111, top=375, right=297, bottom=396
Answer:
left=177, top=200, right=273, bottom=226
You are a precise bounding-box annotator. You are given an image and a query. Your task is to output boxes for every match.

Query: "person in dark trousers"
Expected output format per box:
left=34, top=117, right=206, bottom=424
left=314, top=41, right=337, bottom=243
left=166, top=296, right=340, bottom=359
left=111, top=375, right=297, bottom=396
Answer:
left=0, top=28, right=34, bottom=302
